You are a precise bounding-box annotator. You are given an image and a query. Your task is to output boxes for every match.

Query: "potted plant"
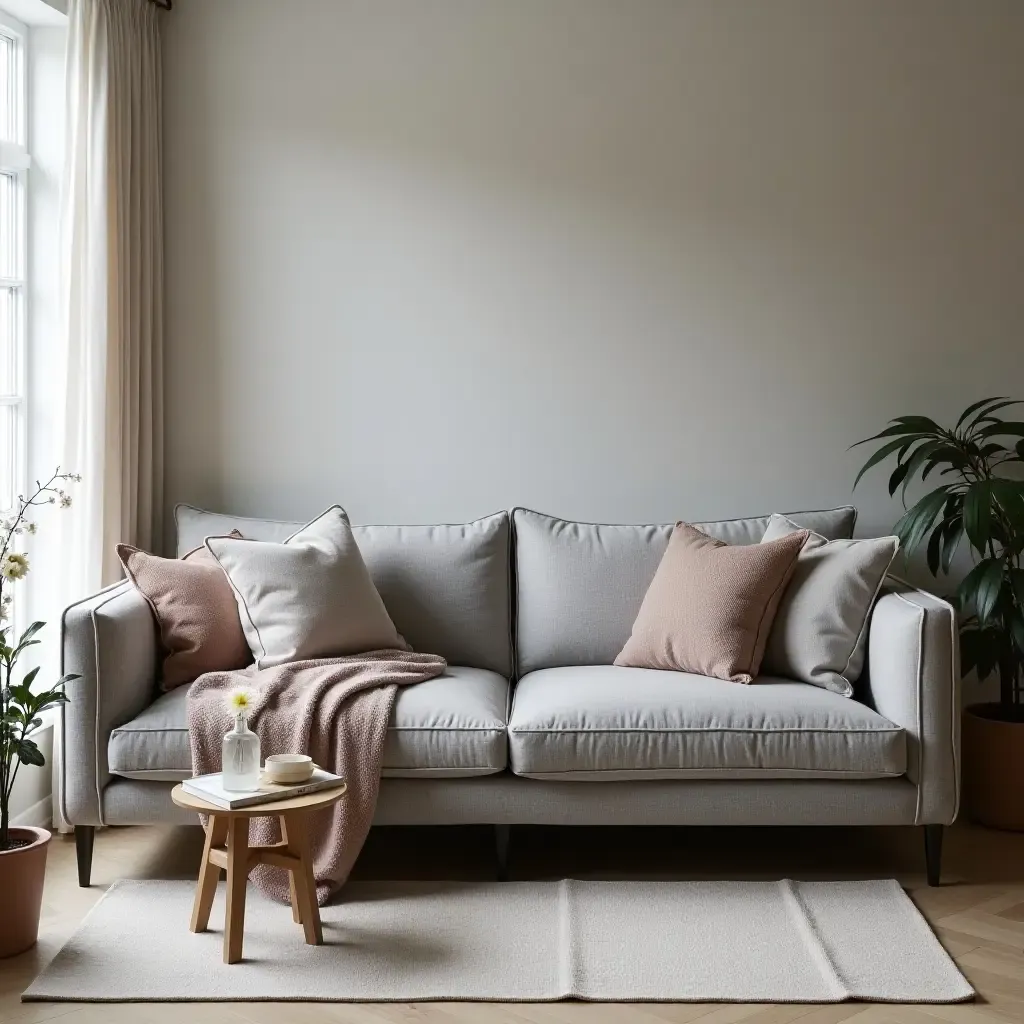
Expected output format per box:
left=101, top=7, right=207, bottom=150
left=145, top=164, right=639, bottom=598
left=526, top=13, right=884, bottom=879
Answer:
left=0, top=469, right=80, bottom=958
left=853, top=398, right=1024, bottom=829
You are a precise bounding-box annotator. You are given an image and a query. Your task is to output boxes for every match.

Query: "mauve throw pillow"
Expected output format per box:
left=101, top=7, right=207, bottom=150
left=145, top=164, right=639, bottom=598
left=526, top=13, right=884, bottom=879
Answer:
left=614, top=522, right=808, bottom=683
left=117, top=531, right=251, bottom=691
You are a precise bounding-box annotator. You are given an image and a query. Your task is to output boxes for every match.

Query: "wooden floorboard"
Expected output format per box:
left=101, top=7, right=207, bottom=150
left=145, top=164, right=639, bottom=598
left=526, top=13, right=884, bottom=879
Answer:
left=2, top=819, right=1023, bottom=1023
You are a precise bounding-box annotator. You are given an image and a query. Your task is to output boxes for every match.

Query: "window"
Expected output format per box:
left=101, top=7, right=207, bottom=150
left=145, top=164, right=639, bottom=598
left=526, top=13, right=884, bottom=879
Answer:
left=0, top=12, right=27, bottom=515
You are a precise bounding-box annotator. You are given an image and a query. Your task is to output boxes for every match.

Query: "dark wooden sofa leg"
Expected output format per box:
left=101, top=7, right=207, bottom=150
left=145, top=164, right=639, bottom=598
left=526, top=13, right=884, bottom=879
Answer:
left=76, top=825, right=95, bottom=887
left=924, top=824, right=943, bottom=887
left=495, top=824, right=510, bottom=882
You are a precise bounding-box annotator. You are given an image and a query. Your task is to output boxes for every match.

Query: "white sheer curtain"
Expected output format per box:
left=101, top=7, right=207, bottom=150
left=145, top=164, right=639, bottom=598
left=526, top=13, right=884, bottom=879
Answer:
left=53, top=0, right=164, bottom=832
left=60, top=0, right=164, bottom=595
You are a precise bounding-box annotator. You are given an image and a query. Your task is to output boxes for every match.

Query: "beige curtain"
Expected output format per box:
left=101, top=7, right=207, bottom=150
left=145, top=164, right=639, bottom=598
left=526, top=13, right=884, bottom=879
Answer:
left=60, top=0, right=163, bottom=593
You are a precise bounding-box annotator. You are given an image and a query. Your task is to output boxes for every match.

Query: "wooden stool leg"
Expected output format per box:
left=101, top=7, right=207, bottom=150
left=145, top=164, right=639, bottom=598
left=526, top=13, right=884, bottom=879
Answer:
left=283, top=811, right=322, bottom=945
left=224, top=817, right=250, bottom=964
left=190, top=814, right=228, bottom=933
left=279, top=815, right=302, bottom=924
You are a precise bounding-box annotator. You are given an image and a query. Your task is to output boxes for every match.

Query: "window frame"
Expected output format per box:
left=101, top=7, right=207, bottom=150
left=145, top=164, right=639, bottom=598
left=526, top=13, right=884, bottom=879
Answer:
left=0, top=8, right=28, bottom=518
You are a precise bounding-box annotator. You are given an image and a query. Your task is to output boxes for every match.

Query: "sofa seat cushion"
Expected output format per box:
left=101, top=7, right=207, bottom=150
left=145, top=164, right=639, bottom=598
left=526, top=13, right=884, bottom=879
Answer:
left=382, top=667, right=509, bottom=777
left=507, top=666, right=905, bottom=781
left=108, top=666, right=510, bottom=781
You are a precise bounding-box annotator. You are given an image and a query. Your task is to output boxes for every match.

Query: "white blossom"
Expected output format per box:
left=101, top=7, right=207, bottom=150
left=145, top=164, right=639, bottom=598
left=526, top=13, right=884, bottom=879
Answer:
left=1, top=553, right=29, bottom=581
left=225, top=687, right=254, bottom=716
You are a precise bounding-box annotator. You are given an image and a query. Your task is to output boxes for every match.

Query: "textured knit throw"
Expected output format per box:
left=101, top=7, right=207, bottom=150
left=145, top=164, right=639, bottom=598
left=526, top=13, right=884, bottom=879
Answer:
left=187, top=650, right=447, bottom=905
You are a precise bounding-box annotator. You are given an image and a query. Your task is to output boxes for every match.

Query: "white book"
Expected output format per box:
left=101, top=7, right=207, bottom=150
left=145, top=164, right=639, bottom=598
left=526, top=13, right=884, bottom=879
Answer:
left=181, top=767, right=345, bottom=810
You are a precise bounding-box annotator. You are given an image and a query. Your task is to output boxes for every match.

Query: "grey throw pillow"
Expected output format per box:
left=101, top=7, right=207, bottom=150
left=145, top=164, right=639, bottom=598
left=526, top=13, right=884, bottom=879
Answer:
left=206, top=506, right=407, bottom=668
left=760, top=514, right=899, bottom=696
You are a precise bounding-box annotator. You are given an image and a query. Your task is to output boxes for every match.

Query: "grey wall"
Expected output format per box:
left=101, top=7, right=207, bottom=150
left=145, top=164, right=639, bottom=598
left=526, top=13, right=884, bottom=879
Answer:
left=163, top=1, right=1024, bottom=558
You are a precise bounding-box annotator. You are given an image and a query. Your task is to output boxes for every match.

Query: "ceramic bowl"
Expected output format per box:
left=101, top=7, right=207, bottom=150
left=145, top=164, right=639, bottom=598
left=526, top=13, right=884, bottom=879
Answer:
left=264, top=753, right=314, bottom=784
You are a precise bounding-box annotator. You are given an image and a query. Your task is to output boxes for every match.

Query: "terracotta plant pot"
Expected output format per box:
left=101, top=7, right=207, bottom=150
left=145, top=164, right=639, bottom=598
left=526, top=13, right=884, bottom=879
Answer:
left=0, top=826, right=51, bottom=958
left=963, top=703, right=1024, bottom=831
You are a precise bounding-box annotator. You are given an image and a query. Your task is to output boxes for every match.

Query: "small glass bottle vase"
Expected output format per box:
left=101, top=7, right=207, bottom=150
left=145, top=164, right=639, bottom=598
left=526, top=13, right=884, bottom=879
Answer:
left=222, top=713, right=261, bottom=792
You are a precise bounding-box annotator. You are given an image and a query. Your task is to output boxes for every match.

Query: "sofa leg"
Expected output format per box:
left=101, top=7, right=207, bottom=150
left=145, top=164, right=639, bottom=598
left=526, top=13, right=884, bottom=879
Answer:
left=495, top=824, right=510, bottom=882
left=924, top=824, right=943, bottom=887
left=76, top=825, right=95, bottom=887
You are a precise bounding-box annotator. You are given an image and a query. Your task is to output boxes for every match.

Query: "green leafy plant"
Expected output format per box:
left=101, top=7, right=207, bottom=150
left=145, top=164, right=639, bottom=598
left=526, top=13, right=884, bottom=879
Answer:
left=852, top=398, right=1024, bottom=717
left=0, top=469, right=81, bottom=851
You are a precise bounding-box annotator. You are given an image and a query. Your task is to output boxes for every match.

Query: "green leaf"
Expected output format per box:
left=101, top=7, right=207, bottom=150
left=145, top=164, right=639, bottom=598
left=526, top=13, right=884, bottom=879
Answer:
left=966, top=399, right=1023, bottom=430
left=1011, top=613, right=1024, bottom=657
left=976, top=421, right=1024, bottom=440
left=11, top=640, right=40, bottom=657
left=899, top=440, right=944, bottom=502
left=21, top=665, right=39, bottom=691
left=956, top=558, right=999, bottom=611
left=991, top=479, right=1024, bottom=539
left=921, top=444, right=969, bottom=481
left=850, top=424, right=938, bottom=448
left=957, top=397, right=1008, bottom=432
left=1011, top=568, right=1024, bottom=606
left=963, top=481, right=992, bottom=553
left=7, top=683, right=31, bottom=706
left=888, top=462, right=910, bottom=497
left=940, top=518, right=963, bottom=574
left=16, top=621, right=45, bottom=647
left=891, top=415, right=944, bottom=433
left=926, top=524, right=943, bottom=575
left=1011, top=621, right=1024, bottom=660
left=961, top=628, right=980, bottom=674
left=976, top=560, right=1006, bottom=625
left=852, top=436, right=930, bottom=491
left=16, top=737, right=44, bottom=767
left=31, top=689, right=68, bottom=713
left=977, top=632, right=1000, bottom=680
left=960, top=623, right=1005, bottom=681
left=1017, top=439, right=1024, bottom=460
left=893, top=487, right=951, bottom=557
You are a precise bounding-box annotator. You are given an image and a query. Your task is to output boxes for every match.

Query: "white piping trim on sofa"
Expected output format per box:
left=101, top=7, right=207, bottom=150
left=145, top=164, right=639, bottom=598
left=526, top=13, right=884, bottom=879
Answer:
left=58, top=578, right=135, bottom=829
left=888, top=579, right=960, bottom=824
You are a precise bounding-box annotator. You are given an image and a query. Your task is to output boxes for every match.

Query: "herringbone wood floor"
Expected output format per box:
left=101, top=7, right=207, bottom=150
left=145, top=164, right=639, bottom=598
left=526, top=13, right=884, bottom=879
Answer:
left=2, top=820, right=1024, bottom=1023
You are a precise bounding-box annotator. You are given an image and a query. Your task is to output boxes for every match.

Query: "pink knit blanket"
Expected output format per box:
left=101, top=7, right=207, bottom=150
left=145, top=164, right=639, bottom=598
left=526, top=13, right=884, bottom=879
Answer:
left=187, top=650, right=447, bottom=905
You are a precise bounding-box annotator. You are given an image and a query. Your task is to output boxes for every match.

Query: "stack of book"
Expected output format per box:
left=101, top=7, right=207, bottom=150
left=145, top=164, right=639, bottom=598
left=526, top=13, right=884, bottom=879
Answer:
left=181, top=767, right=345, bottom=810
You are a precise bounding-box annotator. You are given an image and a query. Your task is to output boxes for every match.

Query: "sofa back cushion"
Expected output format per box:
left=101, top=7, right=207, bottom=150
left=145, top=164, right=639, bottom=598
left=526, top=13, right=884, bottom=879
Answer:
left=513, top=506, right=857, bottom=675
left=176, top=506, right=313, bottom=551
left=175, top=505, right=512, bottom=676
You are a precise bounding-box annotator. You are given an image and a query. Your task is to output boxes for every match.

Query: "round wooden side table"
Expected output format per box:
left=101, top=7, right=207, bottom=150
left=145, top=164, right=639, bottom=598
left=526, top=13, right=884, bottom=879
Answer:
left=171, top=783, right=347, bottom=964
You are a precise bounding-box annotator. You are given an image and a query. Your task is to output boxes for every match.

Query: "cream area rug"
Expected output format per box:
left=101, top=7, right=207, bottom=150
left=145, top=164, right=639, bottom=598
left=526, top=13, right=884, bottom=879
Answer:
left=24, top=879, right=972, bottom=1004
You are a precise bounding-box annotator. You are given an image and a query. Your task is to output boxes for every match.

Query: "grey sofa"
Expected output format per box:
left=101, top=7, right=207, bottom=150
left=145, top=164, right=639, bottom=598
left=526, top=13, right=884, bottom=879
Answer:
left=60, top=504, right=959, bottom=888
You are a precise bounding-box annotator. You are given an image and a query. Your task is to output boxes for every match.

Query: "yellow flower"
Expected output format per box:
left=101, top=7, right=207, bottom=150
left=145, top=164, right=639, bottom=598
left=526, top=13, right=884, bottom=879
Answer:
left=1, top=553, right=29, bottom=581
left=226, top=687, right=253, bottom=715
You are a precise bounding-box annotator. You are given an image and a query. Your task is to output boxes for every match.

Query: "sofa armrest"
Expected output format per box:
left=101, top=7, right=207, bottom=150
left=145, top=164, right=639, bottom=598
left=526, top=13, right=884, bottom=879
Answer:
left=59, top=580, right=159, bottom=825
left=862, top=581, right=959, bottom=825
